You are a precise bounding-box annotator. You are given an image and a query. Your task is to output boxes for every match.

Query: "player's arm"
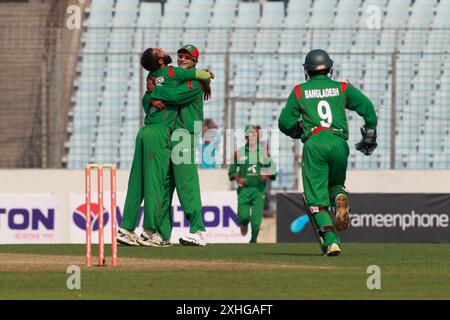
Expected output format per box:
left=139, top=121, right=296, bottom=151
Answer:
left=178, top=67, right=213, bottom=101
left=149, top=67, right=212, bottom=102
left=228, top=151, right=239, bottom=181
left=345, top=84, right=378, bottom=155
left=150, top=81, right=202, bottom=105
left=228, top=151, right=246, bottom=186
left=175, top=67, right=212, bottom=87
left=189, top=69, right=212, bottom=101
left=278, top=88, right=303, bottom=139
left=345, top=84, right=378, bottom=129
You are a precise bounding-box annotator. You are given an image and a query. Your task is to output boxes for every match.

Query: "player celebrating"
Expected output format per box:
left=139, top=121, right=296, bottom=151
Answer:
left=278, top=49, right=378, bottom=256
left=117, top=48, right=212, bottom=247
left=228, top=124, right=277, bottom=243
left=148, top=44, right=214, bottom=246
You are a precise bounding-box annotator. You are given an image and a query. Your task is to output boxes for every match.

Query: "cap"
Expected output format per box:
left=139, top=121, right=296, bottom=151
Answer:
left=177, top=44, right=199, bottom=61
left=245, top=124, right=256, bottom=134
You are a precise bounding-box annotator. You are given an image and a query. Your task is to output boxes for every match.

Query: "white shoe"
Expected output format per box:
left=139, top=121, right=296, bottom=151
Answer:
left=117, top=228, right=140, bottom=246
left=137, top=230, right=154, bottom=246
left=148, top=232, right=172, bottom=247
left=179, top=231, right=207, bottom=246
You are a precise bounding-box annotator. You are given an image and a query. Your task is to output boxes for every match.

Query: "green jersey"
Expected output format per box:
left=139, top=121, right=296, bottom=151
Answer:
left=228, top=144, right=276, bottom=188
left=150, top=69, right=208, bottom=133
left=175, top=80, right=204, bottom=133
left=278, top=75, right=377, bottom=143
left=143, top=66, right=197, bottom=126
left=150, top=79, right=204, bottom=133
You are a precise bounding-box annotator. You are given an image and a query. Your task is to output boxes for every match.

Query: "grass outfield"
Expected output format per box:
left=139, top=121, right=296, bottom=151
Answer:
left=0, top=243, right=449, bottom=300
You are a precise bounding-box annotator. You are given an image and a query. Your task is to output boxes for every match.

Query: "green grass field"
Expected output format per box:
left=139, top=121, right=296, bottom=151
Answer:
left=0, top=243, right=449, bottom=300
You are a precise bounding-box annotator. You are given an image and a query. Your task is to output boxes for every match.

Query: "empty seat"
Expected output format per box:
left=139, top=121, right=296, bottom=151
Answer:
left=137, top=2, right=162, bottom=27
left=383, top=0, right=410, bottom=28
left=333, top=0, right=361, bottom=28
left=309, top=0, right=337, bottom=28
left=233, top=2, right=260, bottom=28
left=259, top=1, right=284, bottom=28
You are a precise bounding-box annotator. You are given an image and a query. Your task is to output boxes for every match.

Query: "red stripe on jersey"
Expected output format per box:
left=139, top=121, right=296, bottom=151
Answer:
left=340, top=82, right=348, bottom=92
left=168, top=66, right=174, bottom=78
left=200, top=82, right=203, bottom=90
left=187, top=80, right=193, bottom=89
left=294, top=85, right=302, bottom=99
left=312, top=127, right=333, bottom=135
left=151, top=77, right=156, bottom=85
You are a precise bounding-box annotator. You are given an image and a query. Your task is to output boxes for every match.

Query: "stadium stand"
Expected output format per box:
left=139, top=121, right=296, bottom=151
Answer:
left=58, top=0, right=450, bottom=187
left=0, top=0, right=79, bottom=168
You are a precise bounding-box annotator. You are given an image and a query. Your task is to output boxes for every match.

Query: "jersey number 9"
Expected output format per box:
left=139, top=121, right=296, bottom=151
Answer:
left=318, top=100, right=332, bottom=127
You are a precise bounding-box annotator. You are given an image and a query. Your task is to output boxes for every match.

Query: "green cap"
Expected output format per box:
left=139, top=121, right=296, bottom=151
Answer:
left=177, top=44, right=199, bottom=61
left=245, top=124, right=256, bottom=134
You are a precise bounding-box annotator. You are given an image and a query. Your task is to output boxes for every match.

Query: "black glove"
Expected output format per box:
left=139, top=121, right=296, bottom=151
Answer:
left=355, top=127, right=377, bottom=156
left=289, top=120, right=303, bottom=139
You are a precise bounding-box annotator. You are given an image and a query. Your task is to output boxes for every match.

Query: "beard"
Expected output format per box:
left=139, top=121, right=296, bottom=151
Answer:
left=163, top=54, right=172, bottom=65
left=148, top=57, right=160, bottom=72
left=140, top=50, right=172, bottom=72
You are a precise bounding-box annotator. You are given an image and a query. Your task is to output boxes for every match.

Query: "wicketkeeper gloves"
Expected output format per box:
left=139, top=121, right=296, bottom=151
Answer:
left=355, top=126, right=377, bottom=156
left=289, top=120, right=303, bottom=139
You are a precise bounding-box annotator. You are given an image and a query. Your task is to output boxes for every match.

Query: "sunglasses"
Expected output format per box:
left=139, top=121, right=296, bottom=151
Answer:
left=178, top=53, right=197, bottom=62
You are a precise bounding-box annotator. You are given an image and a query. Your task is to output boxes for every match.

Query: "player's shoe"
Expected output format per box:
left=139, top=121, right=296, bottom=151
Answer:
left=179, top=231, right=207, bottom=246
left=117, top=228, right=140, bottom=246
left=137, top=230, right=155, bottom=246
left=240, top=222, right=249, bottom=236
left=326, top=243, right=341, bottom=256
left=147, top=232, right=172, bottom=247
left=334, top=194, right=350, bottom=231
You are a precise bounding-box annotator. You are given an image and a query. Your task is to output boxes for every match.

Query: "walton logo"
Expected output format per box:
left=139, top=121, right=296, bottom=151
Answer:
left=73, top=203, right=109, bottom=231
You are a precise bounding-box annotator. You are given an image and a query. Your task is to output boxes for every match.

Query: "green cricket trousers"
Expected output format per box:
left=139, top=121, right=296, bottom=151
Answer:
left=237, top=186, right=266, bottom=243
left=120, top=124, right=172, bottom=235
left=301, top=130, right=349, bottom=247
left=159, top=132, right=206, bottom=240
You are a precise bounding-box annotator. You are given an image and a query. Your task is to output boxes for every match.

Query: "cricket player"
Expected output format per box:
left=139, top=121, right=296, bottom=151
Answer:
left=117, top=48, right=212, bottom=247
left=228, top=124, right=277, bottom=243
left=147, top=44, right=213, bottom=246
left=278, top=49, right=378, bottom=256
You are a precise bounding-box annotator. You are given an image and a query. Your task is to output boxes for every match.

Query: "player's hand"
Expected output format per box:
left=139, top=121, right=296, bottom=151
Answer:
left=236, top=177, right=247, bottom=187
left=289, top=120, right=303, bottom=139
left=203, top=85, right=211, bottom=101
left=146, top=78, right=154, bottom=94
left=205, top=69, right=215, bottom=79
left=355, top=127, right=377, bottom=156
left=151, top=100, right=166, bottom=110
left=261, top=174, right=270, bottom=181
left=356, top=140, right=377, bottom=155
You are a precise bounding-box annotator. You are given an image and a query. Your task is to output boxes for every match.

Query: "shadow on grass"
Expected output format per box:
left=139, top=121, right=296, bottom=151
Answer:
left=259, top=252, right=324, bottom=257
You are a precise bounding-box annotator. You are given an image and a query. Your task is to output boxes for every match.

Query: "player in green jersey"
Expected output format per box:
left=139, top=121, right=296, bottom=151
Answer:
left=228, top=124, right=277, bottom=243
left=117, top=48, right=212, bottom=247
left=278, top=49, right=378, bottom=256
left=146, top=44, right=214, bottom=246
